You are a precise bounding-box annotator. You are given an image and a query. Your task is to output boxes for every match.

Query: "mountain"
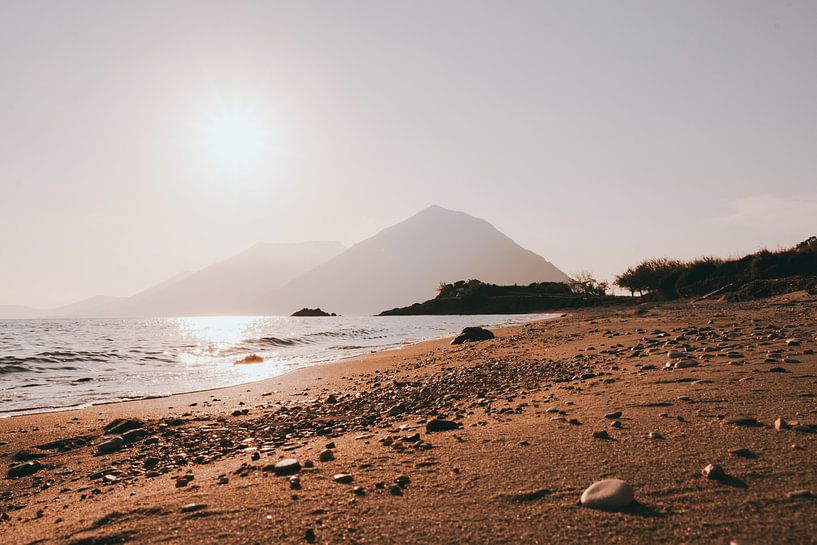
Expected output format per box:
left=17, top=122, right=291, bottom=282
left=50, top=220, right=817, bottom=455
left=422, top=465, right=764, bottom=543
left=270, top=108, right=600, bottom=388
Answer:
left=0, top=305, right=45, bottom=319
left=112, top=241, right=345, bottom=317
left=51, top=295, right=129, bottom=317
left=2, top=207, right=568, bottom=318
left=13, top=241, right=344, bottom=318
left=267, top=205, right=569, bottom=315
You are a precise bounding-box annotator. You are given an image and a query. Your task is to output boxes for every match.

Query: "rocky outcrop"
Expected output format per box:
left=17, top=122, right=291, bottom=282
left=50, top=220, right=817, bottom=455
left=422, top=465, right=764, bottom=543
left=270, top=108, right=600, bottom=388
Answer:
left=291, top=308, right=337, bottom=317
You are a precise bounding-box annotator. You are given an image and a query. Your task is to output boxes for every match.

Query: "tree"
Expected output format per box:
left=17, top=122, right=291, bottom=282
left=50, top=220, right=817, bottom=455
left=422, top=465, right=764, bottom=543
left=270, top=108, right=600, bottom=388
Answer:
left=568, top=271, right=608, bottom=297
left=615, top=258, right=683, bottom=297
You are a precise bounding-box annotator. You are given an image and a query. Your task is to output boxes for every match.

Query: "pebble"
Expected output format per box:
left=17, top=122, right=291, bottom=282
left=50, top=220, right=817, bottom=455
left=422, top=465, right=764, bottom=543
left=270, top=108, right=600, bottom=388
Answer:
left=388, top=484, right=403, bottom=495
left=121, top=428, right=148, bottom=444
left=786, top=489, right=815, bottom=499
left=319, top=449, right=334, bottom=462
left=426, top=419, right=460, bottom=432
left=96, top=436, right=125, bottom=455
left=580, top=479, right=634, bottom=510
left=702, top=463, right=725, bottom=480
left=273, top=458, right=301, bottom=475
left=774, top=418, right=790, bottom=431
left=592, top=430, right=610, bottom=440
left=728, top=448, right=755, bottom=458
left=333, top=473, right=354, bottom=484
left=180, top=503, right=207, bottom=513
left=7, top=461, right=42, bottom=479
left=725, top=416, right=759, bottom=427
left=104, top=418, right=144, bottom=435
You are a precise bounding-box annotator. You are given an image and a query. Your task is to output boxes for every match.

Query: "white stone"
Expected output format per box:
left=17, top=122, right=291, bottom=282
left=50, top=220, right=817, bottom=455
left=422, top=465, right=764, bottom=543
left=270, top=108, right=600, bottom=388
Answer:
left=580, top=479, right=634, bottom=509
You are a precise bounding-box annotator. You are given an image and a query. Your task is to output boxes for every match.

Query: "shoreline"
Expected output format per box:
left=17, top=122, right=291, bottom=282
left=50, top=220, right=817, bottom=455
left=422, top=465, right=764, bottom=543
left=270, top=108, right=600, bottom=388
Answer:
left=0, top=317, right=554, bottom=421
left=2, top=297, right=816, bottom=544
left=0, top=314, right=560, bottom=420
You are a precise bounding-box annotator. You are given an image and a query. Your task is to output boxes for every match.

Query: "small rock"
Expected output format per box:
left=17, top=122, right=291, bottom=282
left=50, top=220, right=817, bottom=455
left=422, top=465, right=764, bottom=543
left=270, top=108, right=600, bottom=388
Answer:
left=273, top=458, right=301, bottom=475
left=580, top=479, right=634, bottom=510
left=451, top=326, right=494, bottom=345
left=786, top=489, right=815, bottom=499
left=774, top=418, right=790, bottom=431
left=7, top=461, right=42, bottom=479
left=728, top=448, right=755, bottom=458
left=180, top=503, right=207, bottom=513
left=426, top=419, right=459, bottom=432
left=121, top=428, right=148, bottom=444
left=103, top=418, right=144, bottom=435
left=592, top=430, right=610, bottom=440
left=725, top=416, right=760, bottom=427
left=702, top=463, right=725, bottom=480
left=96, top=436, right=125, bottom=455
left=319, top=449, right=334, bottom=462
left=333, top=473, right=354, bottom=484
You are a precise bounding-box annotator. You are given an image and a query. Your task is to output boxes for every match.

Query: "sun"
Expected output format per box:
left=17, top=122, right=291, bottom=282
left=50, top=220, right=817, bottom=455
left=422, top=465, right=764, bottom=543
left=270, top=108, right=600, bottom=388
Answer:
left=198, top=105, right=270, bottom=173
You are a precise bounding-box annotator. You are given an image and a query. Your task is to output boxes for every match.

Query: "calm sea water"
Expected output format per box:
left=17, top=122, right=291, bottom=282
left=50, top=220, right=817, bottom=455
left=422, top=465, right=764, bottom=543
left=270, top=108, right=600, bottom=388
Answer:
left=0, top=314, right=554, bottom=416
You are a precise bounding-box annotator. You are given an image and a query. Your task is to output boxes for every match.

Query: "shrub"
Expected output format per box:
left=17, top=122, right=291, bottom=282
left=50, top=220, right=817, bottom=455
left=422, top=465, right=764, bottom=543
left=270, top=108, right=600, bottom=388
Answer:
left=615, top=236, right=817, bottom=300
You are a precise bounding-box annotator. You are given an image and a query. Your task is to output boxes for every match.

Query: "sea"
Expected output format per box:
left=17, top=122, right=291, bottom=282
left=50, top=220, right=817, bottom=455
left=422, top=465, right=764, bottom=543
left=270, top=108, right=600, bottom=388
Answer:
left=0, top=314, right=555, bottom=416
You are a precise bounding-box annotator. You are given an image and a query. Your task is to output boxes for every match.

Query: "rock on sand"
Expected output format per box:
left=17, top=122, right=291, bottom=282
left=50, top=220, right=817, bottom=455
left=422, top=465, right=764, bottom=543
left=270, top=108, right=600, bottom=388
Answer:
left=580, top=479, right=634, bottom=510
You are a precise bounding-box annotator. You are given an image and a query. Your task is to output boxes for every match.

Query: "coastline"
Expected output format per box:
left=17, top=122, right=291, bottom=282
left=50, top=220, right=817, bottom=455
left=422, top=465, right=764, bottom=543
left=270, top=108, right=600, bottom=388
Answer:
left=2, top=298, right=817, bottom=544
left=0, top=316, right=558, bottom=420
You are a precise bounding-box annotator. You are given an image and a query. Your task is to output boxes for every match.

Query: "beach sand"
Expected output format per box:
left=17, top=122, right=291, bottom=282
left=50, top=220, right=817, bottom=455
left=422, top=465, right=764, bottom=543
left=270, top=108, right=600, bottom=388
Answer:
left=2, top=294, right=817, bottom=544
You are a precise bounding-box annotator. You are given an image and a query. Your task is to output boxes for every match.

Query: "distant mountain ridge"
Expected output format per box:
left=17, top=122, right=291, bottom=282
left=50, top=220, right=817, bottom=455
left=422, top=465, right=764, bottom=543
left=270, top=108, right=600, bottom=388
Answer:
left=0, top=206, right=569, bottom=318
left=114, top=241, right=345, bottom=317
left=264, top=205, right=570, bottom=314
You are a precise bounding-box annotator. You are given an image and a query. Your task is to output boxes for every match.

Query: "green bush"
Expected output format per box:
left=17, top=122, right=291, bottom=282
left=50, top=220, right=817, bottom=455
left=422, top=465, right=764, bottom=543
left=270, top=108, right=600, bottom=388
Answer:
left=615, top=237, right=817, bottom=300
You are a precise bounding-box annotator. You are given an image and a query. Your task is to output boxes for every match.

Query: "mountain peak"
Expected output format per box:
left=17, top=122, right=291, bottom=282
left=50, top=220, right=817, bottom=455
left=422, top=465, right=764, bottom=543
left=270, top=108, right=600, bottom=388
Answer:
left=413, top=204, right=471, bottom=220
left=273, top=207, right=570, bottom=314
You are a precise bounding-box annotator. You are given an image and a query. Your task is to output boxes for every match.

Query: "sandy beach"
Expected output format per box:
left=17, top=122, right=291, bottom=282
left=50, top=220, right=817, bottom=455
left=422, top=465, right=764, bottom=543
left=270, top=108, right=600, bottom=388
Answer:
left=2, top=295, right=817, bottom=544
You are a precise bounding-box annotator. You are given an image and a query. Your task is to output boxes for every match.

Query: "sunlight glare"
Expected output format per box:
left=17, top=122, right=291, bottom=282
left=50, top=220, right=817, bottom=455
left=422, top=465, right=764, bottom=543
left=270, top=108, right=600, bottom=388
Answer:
left=199, top=105, right=270, bottom=173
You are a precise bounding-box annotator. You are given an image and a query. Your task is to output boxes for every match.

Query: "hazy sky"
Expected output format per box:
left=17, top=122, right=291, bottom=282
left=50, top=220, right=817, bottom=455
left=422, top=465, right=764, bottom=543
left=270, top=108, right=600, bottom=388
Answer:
left=2, top=1, right=816, bottom=308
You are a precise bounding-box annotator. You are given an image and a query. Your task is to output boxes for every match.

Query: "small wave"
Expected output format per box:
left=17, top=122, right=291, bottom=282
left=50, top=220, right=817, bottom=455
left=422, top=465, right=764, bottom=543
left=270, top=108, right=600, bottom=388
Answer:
left=246, top=336, right=304, bottom=347
left=0, top=351, right=124, bottom=365
left=302, top=328, right=379, bottom=340
left=0, top=364, right=30, bottom=375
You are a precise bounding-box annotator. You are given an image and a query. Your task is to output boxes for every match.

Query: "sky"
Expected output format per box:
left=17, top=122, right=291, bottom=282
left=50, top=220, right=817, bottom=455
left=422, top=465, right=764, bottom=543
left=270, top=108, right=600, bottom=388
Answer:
left=1, top=0, right=816, bottom=308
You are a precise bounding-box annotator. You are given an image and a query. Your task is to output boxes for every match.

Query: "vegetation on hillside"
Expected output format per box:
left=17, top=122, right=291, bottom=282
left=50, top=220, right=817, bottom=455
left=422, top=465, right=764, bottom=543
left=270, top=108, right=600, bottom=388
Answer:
left=379, top=279, right=630, bottom=315
left=614, top=236, right=817, bottom=300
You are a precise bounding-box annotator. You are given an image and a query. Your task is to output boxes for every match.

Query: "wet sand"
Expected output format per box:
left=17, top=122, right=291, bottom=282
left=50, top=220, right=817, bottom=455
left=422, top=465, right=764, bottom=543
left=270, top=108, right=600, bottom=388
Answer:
left=2, top=294, right=817, bottom=544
